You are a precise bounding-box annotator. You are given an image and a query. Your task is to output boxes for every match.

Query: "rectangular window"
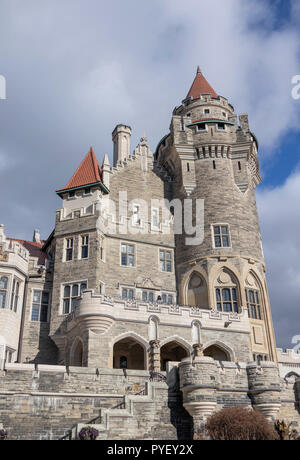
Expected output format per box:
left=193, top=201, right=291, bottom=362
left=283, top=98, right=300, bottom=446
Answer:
left=151, top=208, right=159, bottom=229
left=0, top=276, right=8, bottom=308
left=31, top=290, right=49, bottom=322
left=246, top=289, right=262, bottom=320
left=217, top=123, right=225, bottom=130
left=204, top=109, right=210, bottom=114
left=216, top=288, right=238, bottom=313
left=159, top=249, right=172, bottom=272
left=121, top=244, right=135, bottom=267
left=213, top=225, right=230, bottom=248
left=122, top=288, right=134, bottom=300
left=198, top=124, right=207, bottom=131
left=63, top=282, right=87, bottom=314
left=10, top=279, right=20, bottom=312
left=81, top=235, right=89, bottom=259
left=66, top=238, right=73, bottom=261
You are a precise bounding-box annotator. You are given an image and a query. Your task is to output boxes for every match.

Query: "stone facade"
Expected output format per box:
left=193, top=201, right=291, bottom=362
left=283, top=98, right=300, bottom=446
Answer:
left=0, top=68, right=299, bottom=439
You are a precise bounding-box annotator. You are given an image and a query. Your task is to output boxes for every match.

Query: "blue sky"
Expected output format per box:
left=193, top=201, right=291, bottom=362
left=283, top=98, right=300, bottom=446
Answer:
left=0, top=0, right=299, bottom=349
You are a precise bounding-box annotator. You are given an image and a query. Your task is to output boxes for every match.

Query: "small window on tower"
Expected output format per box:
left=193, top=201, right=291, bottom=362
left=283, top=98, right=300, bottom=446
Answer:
left=213, top=160, right=216, bottom=170
left=197, top=124, right=207, bottom=131
left=217, top=123, right=226, bottom=130
left=204, top=109, right=210, bottom=115
left=213, top=225, right=231, bottom=248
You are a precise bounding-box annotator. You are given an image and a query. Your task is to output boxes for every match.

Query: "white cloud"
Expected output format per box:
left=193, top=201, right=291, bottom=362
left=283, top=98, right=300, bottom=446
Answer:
left=257, top=168, right=300, bottom=347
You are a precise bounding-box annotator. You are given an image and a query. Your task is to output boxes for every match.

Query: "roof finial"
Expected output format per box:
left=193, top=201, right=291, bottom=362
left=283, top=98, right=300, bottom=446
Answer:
left=197, top=65, right=201, bottom=74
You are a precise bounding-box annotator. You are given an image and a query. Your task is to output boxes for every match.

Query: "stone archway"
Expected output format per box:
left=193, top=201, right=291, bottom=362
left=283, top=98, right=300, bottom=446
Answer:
left=187, top=272, right=208, bottom=308
left=113, top=336, right=146, bottom=370
left=203, top=345, right=229, bottom=361
left=160, top=341, right=189, bottom=371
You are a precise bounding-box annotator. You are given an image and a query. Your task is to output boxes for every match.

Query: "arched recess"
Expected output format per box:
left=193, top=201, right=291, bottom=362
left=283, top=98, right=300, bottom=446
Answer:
left=214, top=267, right=241, bottom=313
left=202, top=340, right=235, bottom=362
left=186, top=272, right=208, bottom=308
left=111, top=332, right=149, bottom=370
left=70, top=337, right=84, bottom=367
left=181, top=267, right=209, bottom=308
left=284, top=371, right=300, bottom=381
left=160, top=336, right=192, bottom=371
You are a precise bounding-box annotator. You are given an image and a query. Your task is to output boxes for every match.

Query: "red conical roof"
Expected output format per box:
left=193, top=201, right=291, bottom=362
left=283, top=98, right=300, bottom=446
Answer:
left=57, top=147, right=103, bottom=193
left=187, top=66, right=218, bottom=99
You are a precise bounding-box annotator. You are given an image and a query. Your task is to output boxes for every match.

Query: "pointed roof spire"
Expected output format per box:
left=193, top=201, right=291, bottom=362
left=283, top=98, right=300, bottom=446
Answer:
left=56, top=146, right=103, bottom=194
left=186, top=66, right=218, bottom=100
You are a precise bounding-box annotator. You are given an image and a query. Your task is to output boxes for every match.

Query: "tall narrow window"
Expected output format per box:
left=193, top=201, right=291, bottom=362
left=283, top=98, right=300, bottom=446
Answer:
left=0, top=276, right=8, bottom=308
left=66, top=238, right=73, bottom=261
left=121, top=244, right=135, bottom=267
left=81, top=235, right=89, bottom=259
left=10, top=279, right=20, bottom=312
left=216, top=287, right=238, bottom=313
left=31, top=291, right=49, bottom=322
left=159, top=249, right=172, bottom=272
left=63, top=282, right=87, bottom=314
left=151, top=208, right=159, bottom=229
left=122, top=288, right=134, bottom=300
left=187, top=163, right=190, bottom=172
left=213, top=160, right=216, bottom=170
left=238, top=161, right=242, bottom=171
left=246, top=289, right=262, bottom=320
left=99, top=237, right=105, bottom=261
left=213, top=225, right=230, bottom=248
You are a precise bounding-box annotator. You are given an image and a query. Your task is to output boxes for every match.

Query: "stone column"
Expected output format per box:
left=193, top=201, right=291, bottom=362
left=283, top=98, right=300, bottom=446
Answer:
left=149, top=340, right=161, bottom=372
left=247, top=361, right=281, bottom=422
left=179, top=357, right=218, bottom=433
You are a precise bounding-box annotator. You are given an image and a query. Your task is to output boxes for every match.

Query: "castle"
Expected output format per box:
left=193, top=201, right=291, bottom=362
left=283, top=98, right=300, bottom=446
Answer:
left=0, top=67, right=299, bottom=440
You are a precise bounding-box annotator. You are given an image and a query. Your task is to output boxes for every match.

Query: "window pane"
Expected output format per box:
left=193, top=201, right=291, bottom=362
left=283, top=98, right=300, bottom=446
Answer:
left=40, top=305, right=48, bottom=322
left=162, top=294, right=167, bottom=303
left=215, top=236, right=221, bottom=247
left=64, top=286, right=70, bottom=298
left=221, top=226, right=228, bottom=235
left=166, top=261, right=172, bottom=272
left=63, top=299, right=70, bottom=314
left=42, top=292, right=49, bottom=304
left=72, top=284, right=79, bottom=297
left=249, top=291, right=255, bottom=303
left=33, top=291, right=41, bottom=303
left=121, top=254, right=127, bottom=266
left=233, top=303, right=238, bottom=313
left=159, top=250, right=165, bottom=260
left=0, top=277, right=8, bottom=289
left=0, top=292, right=6, bottom=308
left=251, top=305, right=257, bottom=319
left=122, top=289, right=127, bottom=299
left=165, top=251, right=171, bottom=260
left=223, top=303, right=232, bottom=312
left=121, top=244, right=127, bottom=253
left=128, top=290, right=134, bottom=300
left=232, top=289, right=237, bottom=301
left=160, top=261, right=165, bottom=271
left=222, top=236, right=229, bottom=247
left=142, top=291, right=147, bottom=301
left=149, top=292, right=154, bottom=302
left=128, top=245, right=134, bottom=254
left=66, top=248, right=73, bottom=261
left=216, top=289, right=221, bottom=301
left=31, top=304, right=39, bottom=321
left=80, top=283, right=87, bottom=293
left=71, top=298, right=77, bottom=311
left=82, top=246, right=88, bottom=259
left=222, top=289, right=231, bottom=301
left=168, top=295, right=173, bottom=304
left=214, top=226, right=220, bottom=235
left=257, top=306, right=262, bottom=320
left=217, top=303, right=222, bottom=312
left=128, top=255, right=134, bottom=267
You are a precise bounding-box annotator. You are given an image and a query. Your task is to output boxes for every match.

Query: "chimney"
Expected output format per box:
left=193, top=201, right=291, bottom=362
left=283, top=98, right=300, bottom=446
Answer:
left=33, top=229, right=41, bottom=243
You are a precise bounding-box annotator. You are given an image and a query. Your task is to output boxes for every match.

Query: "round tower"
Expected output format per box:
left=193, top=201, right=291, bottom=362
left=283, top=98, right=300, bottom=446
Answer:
left=156, top=67, right=277, bottom=362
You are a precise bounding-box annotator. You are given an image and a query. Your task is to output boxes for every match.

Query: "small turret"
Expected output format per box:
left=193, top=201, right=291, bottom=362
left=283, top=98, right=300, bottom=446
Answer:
left=112, top=124, right=132, bottom=166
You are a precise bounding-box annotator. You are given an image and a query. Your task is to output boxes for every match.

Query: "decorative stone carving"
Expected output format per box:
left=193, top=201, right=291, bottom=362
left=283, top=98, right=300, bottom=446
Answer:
left=0, top=245, right=8, bottom=262
left=149, top=339, right=161, bottom=372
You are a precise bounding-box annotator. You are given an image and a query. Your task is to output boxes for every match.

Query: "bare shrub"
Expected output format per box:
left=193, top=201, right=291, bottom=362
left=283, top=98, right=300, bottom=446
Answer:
left=205, top=407, right=279, bottom=441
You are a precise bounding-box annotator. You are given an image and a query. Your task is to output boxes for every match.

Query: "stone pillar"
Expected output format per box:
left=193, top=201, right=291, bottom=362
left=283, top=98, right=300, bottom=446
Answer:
left=247, top=361, right=281, bottom=422
left=149, top=340, right=161, bottom=372
left=179, top=357, right=218, bottom=433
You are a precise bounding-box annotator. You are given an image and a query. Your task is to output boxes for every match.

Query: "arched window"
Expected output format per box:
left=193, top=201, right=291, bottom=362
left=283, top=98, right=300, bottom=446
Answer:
left=214, top=269, right=240, bottom=313
left=245, top=273, right=264, bottom=320
left=0, top=276, right=8, bottom=309
left=187, top=273, right=208, bottom=308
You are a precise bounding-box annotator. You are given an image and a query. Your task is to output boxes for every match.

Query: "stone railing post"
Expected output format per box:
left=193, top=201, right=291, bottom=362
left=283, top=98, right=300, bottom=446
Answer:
left=149, top=340, right=161, bottom=372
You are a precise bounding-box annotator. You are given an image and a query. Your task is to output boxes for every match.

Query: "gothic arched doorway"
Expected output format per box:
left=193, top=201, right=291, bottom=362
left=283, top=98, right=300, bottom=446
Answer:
left=160, top=341, right=189, bottom=371
left=70, top=338, right=83, bottom=367
left=113, top=337, right=146, bottom=370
